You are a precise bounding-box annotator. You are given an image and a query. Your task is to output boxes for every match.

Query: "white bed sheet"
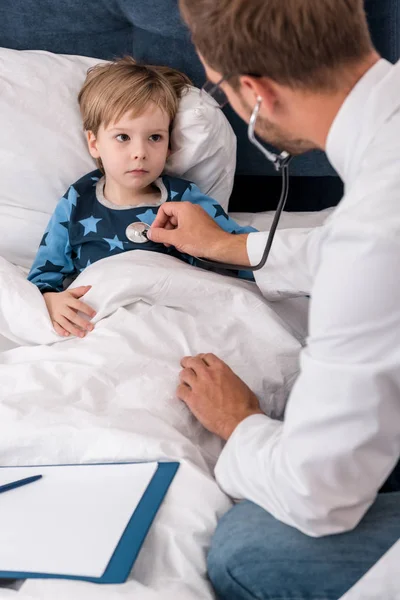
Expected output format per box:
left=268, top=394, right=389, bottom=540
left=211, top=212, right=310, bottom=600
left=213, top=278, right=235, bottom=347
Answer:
left=0, top=209, right=329, bottom=599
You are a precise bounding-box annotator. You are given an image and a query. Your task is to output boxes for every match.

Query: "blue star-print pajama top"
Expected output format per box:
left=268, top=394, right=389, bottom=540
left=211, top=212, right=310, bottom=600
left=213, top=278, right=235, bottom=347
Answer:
left=28, top=169, right=257, bottom=293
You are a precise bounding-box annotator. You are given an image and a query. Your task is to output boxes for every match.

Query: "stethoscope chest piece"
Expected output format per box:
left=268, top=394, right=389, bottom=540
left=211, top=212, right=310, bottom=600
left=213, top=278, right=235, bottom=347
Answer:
left=125, top=222, right=151, bottom=243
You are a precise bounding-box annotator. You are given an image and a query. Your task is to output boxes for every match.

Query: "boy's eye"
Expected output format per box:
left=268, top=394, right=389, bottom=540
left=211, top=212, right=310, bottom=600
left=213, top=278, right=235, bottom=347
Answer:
left=149, top=134, right=162, bottom=142
left=116, top=134, right=130, bottom=142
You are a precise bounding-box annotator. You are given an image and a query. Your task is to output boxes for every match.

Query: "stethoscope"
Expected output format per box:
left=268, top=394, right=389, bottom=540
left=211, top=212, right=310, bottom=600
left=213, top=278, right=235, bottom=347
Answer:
left=126, top=96, right=292, bottom=273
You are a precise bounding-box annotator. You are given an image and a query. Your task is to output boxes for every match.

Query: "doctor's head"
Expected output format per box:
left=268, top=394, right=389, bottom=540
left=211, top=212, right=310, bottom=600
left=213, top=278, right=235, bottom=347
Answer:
left=78, top=57, right=191, bottom=191
left=180, top=0, right=378, bottom=155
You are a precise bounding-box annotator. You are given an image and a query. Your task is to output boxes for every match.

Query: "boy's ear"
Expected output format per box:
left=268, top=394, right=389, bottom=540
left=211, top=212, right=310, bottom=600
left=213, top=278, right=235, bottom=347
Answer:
left=86, top=130, right=100, bottom=159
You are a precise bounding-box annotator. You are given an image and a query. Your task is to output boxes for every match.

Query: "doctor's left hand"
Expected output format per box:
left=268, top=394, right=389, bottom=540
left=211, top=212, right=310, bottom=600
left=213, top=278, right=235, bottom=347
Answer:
left=178, top=353, right=263, bottom=440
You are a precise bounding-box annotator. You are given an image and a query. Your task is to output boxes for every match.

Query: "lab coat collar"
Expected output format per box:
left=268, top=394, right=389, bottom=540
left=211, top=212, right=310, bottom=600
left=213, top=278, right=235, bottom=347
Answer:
left=326, top=58, right=395, bottom=187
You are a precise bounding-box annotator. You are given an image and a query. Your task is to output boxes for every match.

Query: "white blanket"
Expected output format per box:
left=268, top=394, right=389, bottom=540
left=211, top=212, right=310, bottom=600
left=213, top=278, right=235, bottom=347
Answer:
left=0, top=251, right=302, bottom=599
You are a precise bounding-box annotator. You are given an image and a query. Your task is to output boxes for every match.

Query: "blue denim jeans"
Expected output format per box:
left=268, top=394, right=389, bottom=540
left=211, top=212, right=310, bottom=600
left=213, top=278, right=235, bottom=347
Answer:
left=208, top=492, right=400, bottom=600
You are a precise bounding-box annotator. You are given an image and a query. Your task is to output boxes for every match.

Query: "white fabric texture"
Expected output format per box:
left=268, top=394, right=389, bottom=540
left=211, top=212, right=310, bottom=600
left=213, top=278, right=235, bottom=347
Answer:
left=215, top=58, right=400, bottom=537
left=0, top=250, right=301, bottom=599
left=0, top=48, right=236, bottom=270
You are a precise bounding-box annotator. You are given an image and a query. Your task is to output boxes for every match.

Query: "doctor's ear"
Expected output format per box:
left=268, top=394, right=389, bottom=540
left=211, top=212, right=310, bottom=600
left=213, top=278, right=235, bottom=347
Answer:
left=240, top=75, right=283, bottom=116
left=86, top=130, right=101, bottom=159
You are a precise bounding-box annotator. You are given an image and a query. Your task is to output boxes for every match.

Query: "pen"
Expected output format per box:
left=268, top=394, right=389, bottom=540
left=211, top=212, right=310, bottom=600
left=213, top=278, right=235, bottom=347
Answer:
left=0, top=474, right=43, bottom=495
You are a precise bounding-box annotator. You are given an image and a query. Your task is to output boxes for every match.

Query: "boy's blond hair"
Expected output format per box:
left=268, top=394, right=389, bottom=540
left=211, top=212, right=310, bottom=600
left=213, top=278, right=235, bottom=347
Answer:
left=78, top=56, right=192, bottom=136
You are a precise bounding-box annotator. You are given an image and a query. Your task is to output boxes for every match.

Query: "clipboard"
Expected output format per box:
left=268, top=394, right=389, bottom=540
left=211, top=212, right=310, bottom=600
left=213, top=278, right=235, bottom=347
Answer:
left=0, top=461, right=179, bottom=584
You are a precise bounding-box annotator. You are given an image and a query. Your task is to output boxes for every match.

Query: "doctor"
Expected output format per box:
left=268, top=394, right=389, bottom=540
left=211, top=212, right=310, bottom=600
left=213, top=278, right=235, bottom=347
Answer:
left=148, top=1, right=400, bottom=598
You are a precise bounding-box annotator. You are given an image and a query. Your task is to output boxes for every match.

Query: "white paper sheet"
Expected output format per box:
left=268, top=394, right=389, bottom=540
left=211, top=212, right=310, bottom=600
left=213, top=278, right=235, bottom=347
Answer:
left=0, top=462, right=158, bottom=578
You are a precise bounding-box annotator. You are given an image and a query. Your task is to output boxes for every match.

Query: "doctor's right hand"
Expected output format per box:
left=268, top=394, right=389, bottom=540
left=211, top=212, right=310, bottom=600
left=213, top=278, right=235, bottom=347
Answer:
left=148, top=202, right=250, bottom=265
left=43, top=286, right=96, bottom=338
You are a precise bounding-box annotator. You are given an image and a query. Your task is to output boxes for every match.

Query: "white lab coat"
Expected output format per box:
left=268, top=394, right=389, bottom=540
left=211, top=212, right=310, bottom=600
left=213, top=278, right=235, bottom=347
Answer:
left=215, top=59, right=400, bottom=537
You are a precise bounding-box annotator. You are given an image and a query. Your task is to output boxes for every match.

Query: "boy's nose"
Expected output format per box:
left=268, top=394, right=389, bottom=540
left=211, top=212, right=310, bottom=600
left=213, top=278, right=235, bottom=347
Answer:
left=130, top=146, right=146, bottom=160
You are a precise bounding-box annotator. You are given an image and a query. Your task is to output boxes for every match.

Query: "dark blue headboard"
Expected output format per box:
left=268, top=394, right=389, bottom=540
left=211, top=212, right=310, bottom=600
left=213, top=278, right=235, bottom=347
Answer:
left=1, top=0, right=399, bottom=211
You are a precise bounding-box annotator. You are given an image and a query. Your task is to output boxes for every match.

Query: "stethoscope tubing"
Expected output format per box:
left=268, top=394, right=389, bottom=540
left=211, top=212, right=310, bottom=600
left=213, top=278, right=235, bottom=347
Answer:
left=196, top=96, right=292, bottom=273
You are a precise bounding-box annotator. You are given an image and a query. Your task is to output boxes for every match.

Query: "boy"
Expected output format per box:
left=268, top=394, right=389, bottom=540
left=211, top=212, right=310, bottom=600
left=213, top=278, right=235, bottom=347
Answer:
left=28, top=57, right=256, bottom=338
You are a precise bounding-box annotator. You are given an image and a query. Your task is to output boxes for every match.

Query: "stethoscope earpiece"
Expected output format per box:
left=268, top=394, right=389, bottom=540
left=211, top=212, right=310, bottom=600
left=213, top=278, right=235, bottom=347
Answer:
left=248, top=96, right=292, bottom=172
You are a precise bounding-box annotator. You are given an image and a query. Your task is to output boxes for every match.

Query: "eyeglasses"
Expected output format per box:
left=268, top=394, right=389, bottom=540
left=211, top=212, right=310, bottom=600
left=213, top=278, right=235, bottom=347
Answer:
left=200, top=76, right=229, bottom=108
left=200, top=73, right=262, bottom=109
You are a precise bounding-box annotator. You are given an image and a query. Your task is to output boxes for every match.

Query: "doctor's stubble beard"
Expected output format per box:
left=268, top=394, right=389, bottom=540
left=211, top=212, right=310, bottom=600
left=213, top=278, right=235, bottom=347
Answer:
left=240, top=95, right=316, bottom=156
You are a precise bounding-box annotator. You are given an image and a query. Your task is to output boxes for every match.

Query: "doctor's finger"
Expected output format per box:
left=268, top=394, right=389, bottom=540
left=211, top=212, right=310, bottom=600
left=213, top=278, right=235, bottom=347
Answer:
left=177, top=383, right=192, bottom=404
left=181, top=356, right=208, bottom=374
left=179, top=368, right=197, bottom=388
left=164, top=218, right=178, bottom=230
left=151, top=202, right=182, bottom=229
left=197, top=353, right=220, bottom=366
left=148, top=226, right=179, bottom=246
left=159, top=219, right=176, bottom=246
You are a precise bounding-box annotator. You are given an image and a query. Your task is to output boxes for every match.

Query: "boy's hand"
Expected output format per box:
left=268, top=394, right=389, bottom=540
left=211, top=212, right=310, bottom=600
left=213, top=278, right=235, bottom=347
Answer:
left=43, top=286, right=96, bottom=338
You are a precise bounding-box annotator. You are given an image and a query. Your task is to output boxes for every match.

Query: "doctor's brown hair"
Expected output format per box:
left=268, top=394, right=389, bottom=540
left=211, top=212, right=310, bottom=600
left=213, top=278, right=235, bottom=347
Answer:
left=179, top=0, right=375, bottom=91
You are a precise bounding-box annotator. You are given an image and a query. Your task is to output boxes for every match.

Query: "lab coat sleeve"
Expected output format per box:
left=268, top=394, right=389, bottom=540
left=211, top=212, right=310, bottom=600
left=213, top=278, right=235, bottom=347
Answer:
left=215, top=224, right=400, bottom=536
left=246, top=226, right=327, bottom=298
left=28, top=196, right=74, bottom=293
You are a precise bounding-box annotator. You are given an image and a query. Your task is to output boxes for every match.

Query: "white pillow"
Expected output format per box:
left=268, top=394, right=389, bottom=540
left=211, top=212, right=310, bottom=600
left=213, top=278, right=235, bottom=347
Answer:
left=0, top=48, right=236, bottom=269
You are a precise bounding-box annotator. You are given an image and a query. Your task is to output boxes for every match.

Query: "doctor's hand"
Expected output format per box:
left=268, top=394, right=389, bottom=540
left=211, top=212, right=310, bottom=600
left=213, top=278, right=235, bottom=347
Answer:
left=178, top=353, right=263, bottom=441
left=43, top=286, right=96, bottom=338
left=148, top=202, right=250, bottom=265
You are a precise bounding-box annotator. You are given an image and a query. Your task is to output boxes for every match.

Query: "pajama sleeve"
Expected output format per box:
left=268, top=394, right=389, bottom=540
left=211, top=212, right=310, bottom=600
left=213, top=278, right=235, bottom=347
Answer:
left=181, top=182, right=257, bottom=235
left=28, top=195, right=75, bottom=293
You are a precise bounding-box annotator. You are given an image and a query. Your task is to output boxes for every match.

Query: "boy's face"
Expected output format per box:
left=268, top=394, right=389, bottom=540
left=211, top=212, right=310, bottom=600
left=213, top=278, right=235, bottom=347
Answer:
left=86, top=103, right=171, bottom=192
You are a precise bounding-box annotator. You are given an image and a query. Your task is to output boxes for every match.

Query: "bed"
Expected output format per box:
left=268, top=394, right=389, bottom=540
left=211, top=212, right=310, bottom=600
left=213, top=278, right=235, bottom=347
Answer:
left=0, top=1, right=398, bottom=599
